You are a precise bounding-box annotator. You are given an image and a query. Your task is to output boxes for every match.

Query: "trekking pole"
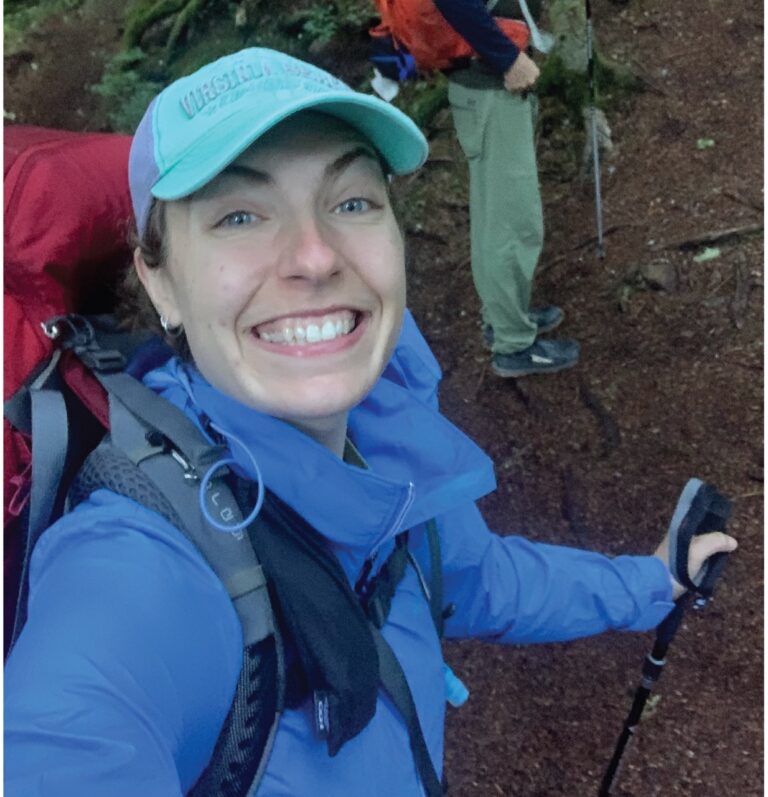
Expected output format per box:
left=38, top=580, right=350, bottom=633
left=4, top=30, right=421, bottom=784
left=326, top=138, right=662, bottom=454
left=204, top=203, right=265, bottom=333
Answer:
left=598, top=479, right=733, bottom=796
left=585, top=0, right=605, bottom=258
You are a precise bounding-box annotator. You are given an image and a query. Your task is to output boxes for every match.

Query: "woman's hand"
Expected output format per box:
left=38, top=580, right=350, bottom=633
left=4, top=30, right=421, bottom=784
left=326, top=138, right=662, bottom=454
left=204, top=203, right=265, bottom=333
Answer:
left=654, top=531, right=738, bottom=600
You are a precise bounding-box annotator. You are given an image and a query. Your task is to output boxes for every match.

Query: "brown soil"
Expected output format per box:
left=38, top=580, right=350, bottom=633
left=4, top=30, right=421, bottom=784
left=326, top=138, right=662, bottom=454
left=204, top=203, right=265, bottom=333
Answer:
left=5, top=0, right=763, bottom=795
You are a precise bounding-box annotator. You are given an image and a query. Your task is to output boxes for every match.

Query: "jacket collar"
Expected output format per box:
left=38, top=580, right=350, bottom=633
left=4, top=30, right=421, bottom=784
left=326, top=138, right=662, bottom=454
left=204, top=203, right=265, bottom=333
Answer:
left=142, top=342, right=495, bottom=564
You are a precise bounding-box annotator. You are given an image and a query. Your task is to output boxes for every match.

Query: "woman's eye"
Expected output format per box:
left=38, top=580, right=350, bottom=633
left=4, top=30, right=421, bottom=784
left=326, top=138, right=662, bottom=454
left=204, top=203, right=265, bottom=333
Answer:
left=334, top=198, right=373, bottom=214
left=217, top=210, right=257, bottom=227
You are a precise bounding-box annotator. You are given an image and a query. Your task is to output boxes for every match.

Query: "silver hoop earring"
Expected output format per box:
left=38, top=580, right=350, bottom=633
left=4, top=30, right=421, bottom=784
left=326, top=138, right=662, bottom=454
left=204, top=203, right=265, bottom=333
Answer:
left=160, top=315, right=184, bottom=338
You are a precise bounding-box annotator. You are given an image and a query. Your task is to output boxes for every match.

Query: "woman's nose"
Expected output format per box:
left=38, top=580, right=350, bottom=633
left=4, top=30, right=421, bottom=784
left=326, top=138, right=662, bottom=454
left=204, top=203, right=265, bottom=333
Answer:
left=281, top=217, right=341, bottom=282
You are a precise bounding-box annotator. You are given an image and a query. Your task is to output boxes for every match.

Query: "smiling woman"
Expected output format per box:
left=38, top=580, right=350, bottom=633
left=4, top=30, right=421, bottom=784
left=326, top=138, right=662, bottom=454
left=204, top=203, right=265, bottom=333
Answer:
left=4, top=46, right=736, bottom=797
left=134, top=112, right=408, bottom=452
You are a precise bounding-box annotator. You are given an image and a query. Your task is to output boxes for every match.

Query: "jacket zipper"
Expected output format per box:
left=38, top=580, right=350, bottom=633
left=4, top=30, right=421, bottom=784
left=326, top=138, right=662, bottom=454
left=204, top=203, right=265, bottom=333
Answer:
left=356, top=481, right=415, bottom=589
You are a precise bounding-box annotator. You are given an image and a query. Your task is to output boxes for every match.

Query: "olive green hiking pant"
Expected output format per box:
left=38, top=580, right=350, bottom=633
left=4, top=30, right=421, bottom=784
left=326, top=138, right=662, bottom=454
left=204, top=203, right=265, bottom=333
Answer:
left=448, top=76, right=543, bottom=354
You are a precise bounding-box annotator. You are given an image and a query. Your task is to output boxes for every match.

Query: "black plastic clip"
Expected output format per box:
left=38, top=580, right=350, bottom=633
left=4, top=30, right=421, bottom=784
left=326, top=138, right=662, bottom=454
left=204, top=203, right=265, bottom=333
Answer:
left=41, top=314, right=126, bottom=373
left=74, top=346, right=126, bottom=373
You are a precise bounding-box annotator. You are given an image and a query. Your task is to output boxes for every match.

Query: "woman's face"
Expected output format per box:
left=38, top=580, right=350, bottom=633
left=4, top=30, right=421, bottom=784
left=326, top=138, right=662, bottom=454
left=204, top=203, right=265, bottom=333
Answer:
left=136, top=113, right=406, bottom=440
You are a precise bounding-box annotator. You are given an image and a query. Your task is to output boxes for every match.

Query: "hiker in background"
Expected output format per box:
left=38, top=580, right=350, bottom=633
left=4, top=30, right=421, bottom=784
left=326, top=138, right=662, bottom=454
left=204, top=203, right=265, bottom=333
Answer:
left=436, top=0, right=580, bottom=377
left=5, top=48, right=736, bottom=797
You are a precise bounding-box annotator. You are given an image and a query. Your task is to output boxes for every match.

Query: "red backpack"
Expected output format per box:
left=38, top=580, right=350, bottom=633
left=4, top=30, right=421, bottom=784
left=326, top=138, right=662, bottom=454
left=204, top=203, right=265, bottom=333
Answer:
left=4, top=123, right=466, bottom=797
left=371, top=0, right=530, bottom=73
left=4, top=126, right=134, bottom=654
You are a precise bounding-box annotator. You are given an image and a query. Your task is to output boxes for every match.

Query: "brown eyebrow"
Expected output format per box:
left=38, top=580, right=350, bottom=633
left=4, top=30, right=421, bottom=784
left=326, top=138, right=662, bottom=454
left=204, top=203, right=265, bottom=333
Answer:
left=324, top=145, right=388, bottom=180
left=217, top=163, right=272, bottom=184
left=215, top=145, right=386, bottom=187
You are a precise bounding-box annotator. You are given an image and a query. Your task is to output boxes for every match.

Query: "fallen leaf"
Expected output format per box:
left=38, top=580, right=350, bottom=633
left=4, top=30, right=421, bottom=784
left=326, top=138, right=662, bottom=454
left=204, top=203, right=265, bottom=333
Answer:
left=693, top=247, right=721, bottom=262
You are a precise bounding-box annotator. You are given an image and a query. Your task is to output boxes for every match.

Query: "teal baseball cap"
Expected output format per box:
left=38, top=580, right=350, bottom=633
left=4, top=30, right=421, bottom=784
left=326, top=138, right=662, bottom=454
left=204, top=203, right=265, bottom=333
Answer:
left=129, top=47, right=428, bottom=236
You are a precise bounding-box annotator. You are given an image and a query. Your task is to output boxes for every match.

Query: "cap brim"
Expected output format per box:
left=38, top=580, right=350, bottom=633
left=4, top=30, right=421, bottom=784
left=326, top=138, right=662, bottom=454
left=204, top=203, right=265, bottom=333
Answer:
left=151, top=92, right=428, bottom=202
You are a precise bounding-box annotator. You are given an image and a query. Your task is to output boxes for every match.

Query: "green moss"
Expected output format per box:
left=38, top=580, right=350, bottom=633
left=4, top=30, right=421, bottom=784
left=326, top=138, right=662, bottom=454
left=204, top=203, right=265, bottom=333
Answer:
left=166, top=19, right=306, bottom=78
left=165, top=0, right=209, bottom=55
left=5, top=0, right=84, bottom=54
left=537, top=54, right=589, bottom=125
left=294, top=0, right=374, bottom=45
left=537, top=50, right=641, bottom=129
left=91, top=48, right=164, bottom=132
left=123, top=0, right=185, bottom=48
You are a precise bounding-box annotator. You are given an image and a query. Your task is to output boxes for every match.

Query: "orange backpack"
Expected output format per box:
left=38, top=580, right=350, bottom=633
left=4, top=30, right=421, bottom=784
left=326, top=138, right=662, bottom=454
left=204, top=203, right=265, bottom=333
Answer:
left=371, top=0, right=530, bottom=73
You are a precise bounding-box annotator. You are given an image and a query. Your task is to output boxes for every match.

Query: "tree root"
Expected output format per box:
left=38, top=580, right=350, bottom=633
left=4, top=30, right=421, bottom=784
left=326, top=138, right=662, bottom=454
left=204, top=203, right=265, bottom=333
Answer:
left=661, top=223, right=763, bottom=251
left=561, top=464, right=590, bottom=546
left=578, top=374, right=621, bottom=458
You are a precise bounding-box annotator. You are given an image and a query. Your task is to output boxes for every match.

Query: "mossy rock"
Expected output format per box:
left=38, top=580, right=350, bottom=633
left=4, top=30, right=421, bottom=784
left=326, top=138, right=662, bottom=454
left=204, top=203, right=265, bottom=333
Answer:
left=538, top=52, right=640, bottom=126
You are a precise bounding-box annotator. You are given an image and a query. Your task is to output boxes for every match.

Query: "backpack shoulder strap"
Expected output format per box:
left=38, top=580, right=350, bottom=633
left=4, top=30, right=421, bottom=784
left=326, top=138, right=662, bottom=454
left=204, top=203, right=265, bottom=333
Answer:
left=7, top=352, right=71, bottom=651
left=424, top=518, right=445, bottom=638
left=360, top=525, right=444, bottom=797
left=9, top=316, right=282, bottom=796
left=371, top=626, right=444, bottom=797
left=71, top=384, right=284, bottom=797
left=376, top=519, right=445, bottom=639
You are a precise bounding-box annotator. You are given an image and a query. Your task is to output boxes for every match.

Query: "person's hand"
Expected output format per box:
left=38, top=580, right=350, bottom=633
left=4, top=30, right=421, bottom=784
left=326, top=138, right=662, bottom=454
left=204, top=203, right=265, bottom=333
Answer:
left=654, top=531, right=738, bottom=600
left=503, top=51, right=540, bottom=93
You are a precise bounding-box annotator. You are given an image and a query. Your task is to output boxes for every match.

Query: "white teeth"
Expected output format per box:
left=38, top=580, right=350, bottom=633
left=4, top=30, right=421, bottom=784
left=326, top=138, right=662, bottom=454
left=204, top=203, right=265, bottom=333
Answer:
left=257, top=310, right=357, bottom=345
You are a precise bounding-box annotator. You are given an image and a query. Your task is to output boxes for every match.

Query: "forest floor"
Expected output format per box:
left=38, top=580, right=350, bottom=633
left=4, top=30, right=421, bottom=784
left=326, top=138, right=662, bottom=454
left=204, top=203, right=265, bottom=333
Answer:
left=4, top=0, right=763, bottom=794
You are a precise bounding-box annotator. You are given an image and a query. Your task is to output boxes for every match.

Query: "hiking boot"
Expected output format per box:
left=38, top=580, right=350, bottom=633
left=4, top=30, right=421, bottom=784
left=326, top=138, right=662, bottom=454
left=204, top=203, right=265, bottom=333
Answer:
left=483, top=305, right=564, bottom=348
left=492, top=338, right=580, bottom=378
left=529, top=305, right=564, bottom=334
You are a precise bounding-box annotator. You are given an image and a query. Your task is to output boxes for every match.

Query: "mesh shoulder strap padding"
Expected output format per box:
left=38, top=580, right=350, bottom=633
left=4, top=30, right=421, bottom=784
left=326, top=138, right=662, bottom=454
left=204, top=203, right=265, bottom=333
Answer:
left=70, top=391, right=284, bottom=797
left=72, top=442, right=284, bottom=797
left=188, top=637, right=281, bottom=797
left=71, top=444, right=185, bottom=529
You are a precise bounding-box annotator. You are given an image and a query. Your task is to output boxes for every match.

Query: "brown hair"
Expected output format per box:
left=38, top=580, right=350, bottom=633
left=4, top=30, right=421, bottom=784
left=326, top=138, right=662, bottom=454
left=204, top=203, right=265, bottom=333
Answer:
left=117, top=200, right=192, bottom=360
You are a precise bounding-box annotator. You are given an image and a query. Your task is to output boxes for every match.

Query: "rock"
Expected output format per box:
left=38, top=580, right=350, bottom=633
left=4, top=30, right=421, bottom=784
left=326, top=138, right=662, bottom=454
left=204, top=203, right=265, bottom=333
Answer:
left=640, top=260, right=679, bottom=291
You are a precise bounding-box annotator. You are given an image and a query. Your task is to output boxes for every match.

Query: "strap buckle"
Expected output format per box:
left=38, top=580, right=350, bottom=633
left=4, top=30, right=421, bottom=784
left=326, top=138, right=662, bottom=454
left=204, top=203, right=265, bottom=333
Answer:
left=75, top=347, right=126, bottom=373
left=41, top=314, right=126, bottom=373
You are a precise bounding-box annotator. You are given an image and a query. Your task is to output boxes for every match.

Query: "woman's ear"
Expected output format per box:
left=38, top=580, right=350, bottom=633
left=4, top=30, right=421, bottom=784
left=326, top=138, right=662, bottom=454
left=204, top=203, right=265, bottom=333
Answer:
left=133, top=246, right=182, bottom=327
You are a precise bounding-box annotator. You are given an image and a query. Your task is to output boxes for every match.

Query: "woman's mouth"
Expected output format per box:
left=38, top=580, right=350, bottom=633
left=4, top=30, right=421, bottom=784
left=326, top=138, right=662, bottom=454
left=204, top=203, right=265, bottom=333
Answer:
left=254, top=309, right=362, bottom=346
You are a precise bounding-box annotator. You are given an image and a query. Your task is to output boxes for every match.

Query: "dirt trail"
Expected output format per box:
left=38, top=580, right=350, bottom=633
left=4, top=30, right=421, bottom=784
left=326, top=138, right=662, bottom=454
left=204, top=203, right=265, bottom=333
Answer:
left=4, top=0, right=763, bottom=794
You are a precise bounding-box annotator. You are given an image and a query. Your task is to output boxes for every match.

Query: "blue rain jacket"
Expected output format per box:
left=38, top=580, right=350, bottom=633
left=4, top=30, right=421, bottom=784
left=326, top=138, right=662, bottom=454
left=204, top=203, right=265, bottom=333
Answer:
left=5, top=311, right=674, bottom=796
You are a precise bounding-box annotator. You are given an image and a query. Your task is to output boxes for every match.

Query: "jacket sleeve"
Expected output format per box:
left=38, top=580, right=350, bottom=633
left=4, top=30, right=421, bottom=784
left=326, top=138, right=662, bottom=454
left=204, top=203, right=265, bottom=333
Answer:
left=434, top=0, right=521, bottom=73
left=4, top=490, right=243, bottom=797
left=431, top=502, right=674, bottom=643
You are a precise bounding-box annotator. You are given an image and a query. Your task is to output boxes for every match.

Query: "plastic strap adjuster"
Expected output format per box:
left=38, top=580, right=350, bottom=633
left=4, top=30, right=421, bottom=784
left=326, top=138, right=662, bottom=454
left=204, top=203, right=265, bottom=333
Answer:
left=75, top=346, right=127, bottom=373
